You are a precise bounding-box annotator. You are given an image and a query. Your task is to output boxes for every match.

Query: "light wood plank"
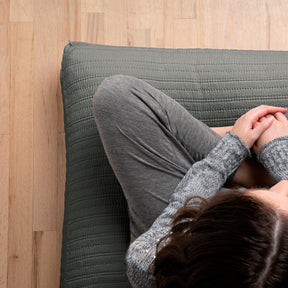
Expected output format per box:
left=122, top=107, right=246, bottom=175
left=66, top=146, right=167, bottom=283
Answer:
left=56, top=3, right=69, bottom=286
left=127, top=0, right=155, bottom=30
left=57, top=133, right=66, bottom=273
left=10, top=0, right=33, bottom=22
left=0, top=0, right=10, bottom=135
left=34, top=232, right=59, bottom=288
left=9, top=22, right=34, bottom=288
left=81, top=12, right=104, bottom=43
left=57, top=0, right=70, bottom=135
left=215, top=0, right=243, bottom=49
left=150, top=0, right=165, bottom=48
left=128, top=28, right=151, bottom=47
left=68, top=0, right=81, bottom=41
left=163, top=0, right=176, bottom=48
left=81, top=0, right=103, bottom=13
left=240, top=0, right=267, bottom=50
left=104, top=0, right=128, bottom=46
left=174, top=0, right=196, bottom=19
left=164, top=0, right=197, bottom=48
left=0, top=135, right=9, bottom=288
left=174, top=19, right=197, bottom=48
left=196, top=0, right=269, bottom=50
left=57, top=133, right=66, bottom=237
left=33, top=0, right=58, bottom=231
left=196, top=0, right=230, bottom=49
left=266, top=0, right=288, bottom=50
left=127, top=0, right=164, bottom=47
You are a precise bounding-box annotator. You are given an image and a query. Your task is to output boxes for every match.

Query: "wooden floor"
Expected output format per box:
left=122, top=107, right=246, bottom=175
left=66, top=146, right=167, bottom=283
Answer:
left=1, top=0, right=288, bottom=287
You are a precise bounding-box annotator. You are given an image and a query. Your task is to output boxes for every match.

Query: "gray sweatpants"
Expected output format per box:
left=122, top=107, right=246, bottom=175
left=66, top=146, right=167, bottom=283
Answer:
left=93, top=75, right=222, bottom=240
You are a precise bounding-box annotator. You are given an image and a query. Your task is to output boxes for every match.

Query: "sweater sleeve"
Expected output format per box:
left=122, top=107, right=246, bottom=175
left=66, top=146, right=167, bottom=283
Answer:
left=257, top=136, right=288, bottom=181
left=126, top=132, right=251, bottom=288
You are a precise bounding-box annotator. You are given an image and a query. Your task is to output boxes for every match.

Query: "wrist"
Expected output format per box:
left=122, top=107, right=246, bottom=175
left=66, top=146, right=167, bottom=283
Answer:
left=232, top=159, right=276, bottom=188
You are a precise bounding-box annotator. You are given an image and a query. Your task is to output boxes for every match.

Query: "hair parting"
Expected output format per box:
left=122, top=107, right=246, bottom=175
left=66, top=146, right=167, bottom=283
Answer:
left=152, top=190, right=288, bottom=288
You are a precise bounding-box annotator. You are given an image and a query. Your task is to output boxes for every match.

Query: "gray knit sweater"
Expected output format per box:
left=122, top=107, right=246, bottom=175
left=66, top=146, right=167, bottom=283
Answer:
left=126, top=132, right=288, bottom=288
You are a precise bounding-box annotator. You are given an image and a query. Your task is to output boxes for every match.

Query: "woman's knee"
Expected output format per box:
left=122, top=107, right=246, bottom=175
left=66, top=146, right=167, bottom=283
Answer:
left=93, top=75, right=147, bottom=127
left=94, top=74, right=139, bottom=103
left=93, top=75, right=140, bottom=114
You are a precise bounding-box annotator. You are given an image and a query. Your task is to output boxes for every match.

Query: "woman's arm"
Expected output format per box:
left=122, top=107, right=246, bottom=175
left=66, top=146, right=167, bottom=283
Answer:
left=126, top=105, right=286, bottom=288
left=126, top=132, right=251, bottom=288
left=212, top=107, right=287, bottom=188
left=257, top=136, right=288, bottom=181
left=254, top=112, right=288, bottom=181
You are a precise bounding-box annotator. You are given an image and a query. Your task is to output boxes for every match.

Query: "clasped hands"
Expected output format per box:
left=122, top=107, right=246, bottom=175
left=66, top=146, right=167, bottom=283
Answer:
left=231, top=105, right=288, bottom=154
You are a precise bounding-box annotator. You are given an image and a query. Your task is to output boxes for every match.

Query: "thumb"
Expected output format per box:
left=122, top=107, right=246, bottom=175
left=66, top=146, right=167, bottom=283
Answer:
left=252, top=115, right=274, bottom=139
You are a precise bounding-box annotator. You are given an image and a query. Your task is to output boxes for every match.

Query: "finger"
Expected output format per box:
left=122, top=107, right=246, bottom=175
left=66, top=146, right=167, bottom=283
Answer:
left=248, top=106, right=287, bottom=125
left=253, top=115, right=272, bottom=129
left=252, top=115, right=274, bottom=139
left=252, top=105, right=287, bottom=114
left=253, top=119, right=263, bottom=129
left=252, top=106, right=287, bottom=118
left=274, top=111, right=288, bottom=122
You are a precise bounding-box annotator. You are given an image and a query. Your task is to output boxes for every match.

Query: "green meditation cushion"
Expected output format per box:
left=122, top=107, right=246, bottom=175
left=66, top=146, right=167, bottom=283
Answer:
left=60, top=42, right=288, bottom=287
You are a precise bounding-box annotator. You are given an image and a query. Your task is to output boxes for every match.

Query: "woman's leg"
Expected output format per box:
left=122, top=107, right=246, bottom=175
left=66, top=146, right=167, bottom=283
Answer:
left=93, top=75, right=222, bottom=239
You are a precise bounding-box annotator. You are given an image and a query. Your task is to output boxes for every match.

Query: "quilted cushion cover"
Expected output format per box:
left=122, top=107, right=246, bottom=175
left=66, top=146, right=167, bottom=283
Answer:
left=60, top=42, right=288, bottom=287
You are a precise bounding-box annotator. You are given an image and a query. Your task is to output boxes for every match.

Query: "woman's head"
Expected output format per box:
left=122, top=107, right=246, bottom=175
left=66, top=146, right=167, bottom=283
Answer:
left=153, top=189, right=288, bottom=288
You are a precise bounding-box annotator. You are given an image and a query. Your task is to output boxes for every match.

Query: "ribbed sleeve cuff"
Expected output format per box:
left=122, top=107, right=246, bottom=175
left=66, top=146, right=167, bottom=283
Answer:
left=218, top=131, right=252, bottom=163
left=205, top=132, right=252, bottom=184
left=223, top=132, right=252, bottom=187
left=257, top=136, right=288, bottom=182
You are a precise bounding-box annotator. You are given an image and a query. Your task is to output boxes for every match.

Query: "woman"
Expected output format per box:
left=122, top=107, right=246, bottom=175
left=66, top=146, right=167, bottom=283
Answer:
left=93, top=75, right=288, bottom=288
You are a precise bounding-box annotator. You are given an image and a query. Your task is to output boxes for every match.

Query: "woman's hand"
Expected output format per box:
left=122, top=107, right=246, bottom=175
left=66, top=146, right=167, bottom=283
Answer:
left=252, top=111, right=288, bottom=154
left=231, top=105, right=287, bottom=149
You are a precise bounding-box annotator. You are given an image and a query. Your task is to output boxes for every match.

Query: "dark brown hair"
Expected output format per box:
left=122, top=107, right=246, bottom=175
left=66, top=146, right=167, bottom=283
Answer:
left=153, top=191, right=288, bottom=288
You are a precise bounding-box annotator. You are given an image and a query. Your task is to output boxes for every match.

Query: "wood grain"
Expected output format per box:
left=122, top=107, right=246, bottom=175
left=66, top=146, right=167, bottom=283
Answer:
left=57, top=0, right=70, bottom=135
left=81, top=0, right=104, bottom=42
left=56, top=133, right=66, bottom=278
left=81, top=0, right=104, bottom=13
left=33, top=232, right=59, bottom=288
left=0, top=135, right=9, bottom=288
left=10, top=0, right=33, bottom=22
left=9, top=23, right=34, bottom=288
left=104, top=0, right=128, bottom=45
left=127, top=0, right=164, bottom=47
left=68, top=0, right=81, bottom=42
left=57, top=133, right=66, bottom=237
left=0, top=1, right=10, bottom=286
left=81, top=11, right=104, bottom=43
left=33, top=0, right=58, bottom=232
left=4, top=1, right=288, bottom=288
left=175, top=0, right=197, bottom=19
left=0, top=0, right=10, bottom=134
left=267, top=0, right=288, bottom=50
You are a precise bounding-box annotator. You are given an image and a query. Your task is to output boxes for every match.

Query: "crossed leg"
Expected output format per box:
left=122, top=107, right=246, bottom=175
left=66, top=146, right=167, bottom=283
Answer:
left=93, top=75, right=275, bottom=240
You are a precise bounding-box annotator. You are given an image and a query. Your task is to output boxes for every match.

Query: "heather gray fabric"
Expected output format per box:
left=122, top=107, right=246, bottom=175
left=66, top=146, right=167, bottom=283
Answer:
left=126, top=132, right=288, bottom=288
left=93, top=74, right=222, bottom=240
left=60, top=42, right=288, bottom=288
left=127, top=132, right=251, bottom=287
